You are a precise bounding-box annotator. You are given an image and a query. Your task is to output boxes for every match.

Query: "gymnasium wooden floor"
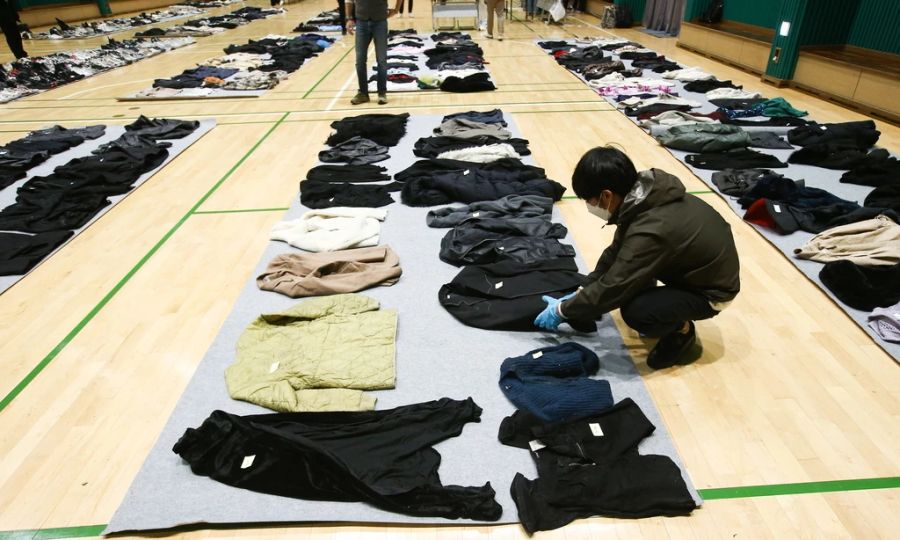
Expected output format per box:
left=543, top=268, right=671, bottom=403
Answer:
left=1, top=1, right=898, bottom=538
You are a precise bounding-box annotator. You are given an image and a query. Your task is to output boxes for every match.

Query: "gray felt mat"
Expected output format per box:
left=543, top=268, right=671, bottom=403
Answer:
left=0, top=119, right=216, bottom=294
left=104, top=113, right=702, bottom=534
left=535, top=39, right=900, bottom=362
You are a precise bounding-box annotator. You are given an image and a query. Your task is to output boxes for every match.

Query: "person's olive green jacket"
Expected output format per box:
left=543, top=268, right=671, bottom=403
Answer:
left=225, top=293, right=397, bottom=412
left=561, top=169, right=740, bottom=320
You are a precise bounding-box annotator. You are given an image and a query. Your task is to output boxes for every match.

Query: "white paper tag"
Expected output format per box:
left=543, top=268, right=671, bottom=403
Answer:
left=463, top=169, right=470, bottom=175
left=495, top=281, right=504, bottom=289
left=532, top=351, right=543, bottom=359
left=773, top=204, right=781, bottom=213
left=498, top=246, right=505, bottom=250
left=240, top=455, right=256, bottom=469
left=269, top=361, right=279, bottom=373
left=528, top=440, right=546, bottom=452
left=329, top=197, right=335, bottom=202
left=589, top=423, right=604, bottom=437
left=472, top=212, right=480, bottom=218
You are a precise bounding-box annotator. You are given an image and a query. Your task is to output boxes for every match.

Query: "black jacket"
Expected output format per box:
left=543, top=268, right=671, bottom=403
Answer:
left=562, top=169, right=741, bottom=320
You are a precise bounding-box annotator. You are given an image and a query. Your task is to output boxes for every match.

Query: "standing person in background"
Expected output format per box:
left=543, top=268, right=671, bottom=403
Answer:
left=338, top=0, right=348, bottom=35
left=398, top=0, right=413, bottom=18
left=524, top=0, right=537, bottom=21
left=485, top=0, right=504, bottom=40
left=0, top=0, right=27, bottom=59
left=346, top=0, right=402, bottom=105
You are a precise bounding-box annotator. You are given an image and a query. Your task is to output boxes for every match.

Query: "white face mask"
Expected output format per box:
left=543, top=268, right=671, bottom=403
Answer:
left=586, top=197, right=611, bottom=222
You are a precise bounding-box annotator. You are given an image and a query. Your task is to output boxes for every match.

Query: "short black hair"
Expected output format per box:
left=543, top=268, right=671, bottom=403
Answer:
left=571, top=146, right=638, bottom=200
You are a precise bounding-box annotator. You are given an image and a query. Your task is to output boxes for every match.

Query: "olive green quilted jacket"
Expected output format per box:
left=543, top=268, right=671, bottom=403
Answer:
left=225, top=293, right=397, bottom=412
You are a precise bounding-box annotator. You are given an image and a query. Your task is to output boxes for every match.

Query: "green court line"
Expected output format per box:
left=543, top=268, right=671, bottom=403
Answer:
left=0, top=112, right=289, bottom=414
left=1, top=477, right=897, bottom=539
left=698, top=476, right=900, bottom=500
left=0, top=100, right=612, bottom=126
left=0, top=524, right=105, bottom=540
left=301, top=46, right=353, bottom=100
left=193, top=207, right=290, bottom=215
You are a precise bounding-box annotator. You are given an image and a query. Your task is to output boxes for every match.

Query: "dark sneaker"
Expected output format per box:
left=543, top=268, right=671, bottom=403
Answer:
left=350, top=93, right=370, bottom=105
left=646, top=321, right=701, bottom=369
left=377, top=93, right=388, bottom=105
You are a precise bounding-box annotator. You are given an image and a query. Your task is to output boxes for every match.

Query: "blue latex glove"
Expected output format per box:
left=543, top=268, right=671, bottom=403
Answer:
left=533, top=292, right=577, bottom=331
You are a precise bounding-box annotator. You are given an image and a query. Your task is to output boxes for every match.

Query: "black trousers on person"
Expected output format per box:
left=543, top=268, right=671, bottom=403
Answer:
left=619, top=286, right=719, bottom=337
left=0, top=2, right=26, bottom=59
left=337, top=0, right=347, bottom=33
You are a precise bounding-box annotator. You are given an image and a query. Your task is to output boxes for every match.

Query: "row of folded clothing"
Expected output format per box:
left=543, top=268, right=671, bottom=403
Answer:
left=293, top=9, right=344, bottom=33
left=294, top=110, right=565, bottom=210
left=133, top=33, right=336, bottom=98
left=367, top=30, right=496, bottom=93
left=134, top=6, right=281, bottom=38
left=0, top=117, right=202, bottom=277
left=539, top=37, right=899, bottom=348
left=179, top=342, right=696, bottom=532
left=179, top=0, right=244, bottom=8
left=28, top=5, right=204, bottom=39
left=0, top=37, right=195, bottom=103
left=408, top=112, right=593, bottom=334
left=180, top=111, right=695, bottom=531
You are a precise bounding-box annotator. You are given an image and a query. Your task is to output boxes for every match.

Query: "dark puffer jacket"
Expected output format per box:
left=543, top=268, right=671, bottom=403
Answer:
left=561, top=169, right=740, bottom=320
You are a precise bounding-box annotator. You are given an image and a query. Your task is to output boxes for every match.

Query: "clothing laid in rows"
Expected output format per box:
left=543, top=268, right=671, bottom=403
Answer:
left=299, top=179, right=399, bottom=208
left=439, top=218, right=572, bottom=266
left=0, top=37, right=196, bottom=104
left=398, top=158, right=565, bottom=206
left=426, top=194, right=553, bottom=227
left=30, top=5, right=203, bottom=39
left=500, top=397, right=697, bottom=534
left=819, top=261, right=900, bottom=311
left=0, top=118, right=200, bottom=233
left=439, top=257, right=592, bottom=331
left=173, top=398, right=502, bottom=520
left=225, top=293, right=397, bottom=412
left=326, top=113, right=410, bottom=147
left=793, top=215, right=900, bottom=266
left=0, top=230, right=72, bottom=275
left=868, top=304, right=900, bottom=343
left=257, top=246, right=402, bottom=297
left=0, top=125, right=105, bottom=190
left=270, top=207, right=386, bottom=252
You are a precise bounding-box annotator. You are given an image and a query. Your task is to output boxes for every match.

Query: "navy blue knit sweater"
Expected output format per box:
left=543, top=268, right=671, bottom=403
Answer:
left=499, top=342, right=614, bottom=423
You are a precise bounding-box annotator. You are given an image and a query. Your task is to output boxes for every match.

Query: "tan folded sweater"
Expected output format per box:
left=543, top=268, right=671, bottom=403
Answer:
left=257, top=245, right=401, bottom=297
left=794, top=215, right=900, bottom=266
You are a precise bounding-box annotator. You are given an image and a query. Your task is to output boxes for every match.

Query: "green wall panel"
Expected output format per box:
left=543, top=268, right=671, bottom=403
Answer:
left=848, top=0, right=900, bottom=54
left=724, top=0, right=781, bottom=29
left=614, top=0, right=646, bottom=22
left=683, top=0, right=710, bottom=21
left=798, top=0, right=859, bottom=47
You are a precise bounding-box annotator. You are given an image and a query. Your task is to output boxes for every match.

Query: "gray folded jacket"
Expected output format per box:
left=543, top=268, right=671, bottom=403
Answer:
left=258, top=245, right=401, bottom=297
left=656, top=124, right=751, bottom=153
left=426, top=194, right=554, bottom=228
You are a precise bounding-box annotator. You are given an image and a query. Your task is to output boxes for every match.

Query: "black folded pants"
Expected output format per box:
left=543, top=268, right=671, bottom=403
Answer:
left=173, top=398, right=502, bottom=521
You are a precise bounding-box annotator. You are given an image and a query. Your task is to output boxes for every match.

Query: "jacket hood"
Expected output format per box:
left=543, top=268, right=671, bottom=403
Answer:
left=611, top=168, right=686, bottom=224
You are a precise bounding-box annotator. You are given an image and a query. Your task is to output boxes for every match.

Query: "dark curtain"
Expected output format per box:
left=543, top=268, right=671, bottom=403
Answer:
left=642, top=0, right=686, bottom=35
